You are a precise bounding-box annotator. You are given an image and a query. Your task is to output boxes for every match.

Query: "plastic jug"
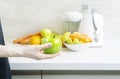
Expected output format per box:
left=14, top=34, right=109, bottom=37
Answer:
left=78, top=4, right=104, bottom=47
left=78, top=4, right=95, bottom=39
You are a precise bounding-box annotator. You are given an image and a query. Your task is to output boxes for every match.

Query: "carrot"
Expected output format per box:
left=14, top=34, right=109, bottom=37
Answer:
left=13, top=34, right=33, bottom=44
left=18, top=37, right=31, bottom=45
left=13, top=32, right=41, bottom=44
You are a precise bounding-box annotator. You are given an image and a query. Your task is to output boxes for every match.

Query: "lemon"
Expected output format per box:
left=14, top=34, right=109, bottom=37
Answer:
left=29, top=35, right=41, bottom=45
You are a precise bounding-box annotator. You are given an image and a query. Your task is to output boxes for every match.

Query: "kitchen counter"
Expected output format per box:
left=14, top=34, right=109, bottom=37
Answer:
left=6, top=39, right=120, bottom=70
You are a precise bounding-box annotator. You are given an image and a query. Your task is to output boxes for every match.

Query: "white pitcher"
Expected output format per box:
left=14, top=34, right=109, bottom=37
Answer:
left=78, top=4, right=104, bottom=47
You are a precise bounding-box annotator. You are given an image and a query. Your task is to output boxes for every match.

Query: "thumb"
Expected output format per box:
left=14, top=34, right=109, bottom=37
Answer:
left=35, top=43, right=52, bottom=50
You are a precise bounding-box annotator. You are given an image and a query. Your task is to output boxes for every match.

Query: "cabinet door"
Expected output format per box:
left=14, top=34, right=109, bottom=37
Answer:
left=12, top=75, right=41, bottom=79
left=43, top=70, right=120, bottom=79
left=12, top=70, right=41, bottom=79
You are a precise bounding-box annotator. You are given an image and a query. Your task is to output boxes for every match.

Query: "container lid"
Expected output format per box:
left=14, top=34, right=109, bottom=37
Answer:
left=64, top=11, right=82, bottom=22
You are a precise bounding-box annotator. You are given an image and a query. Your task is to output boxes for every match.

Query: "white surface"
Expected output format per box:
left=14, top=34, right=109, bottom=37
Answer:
left=7, top=39, right=120, bottom=70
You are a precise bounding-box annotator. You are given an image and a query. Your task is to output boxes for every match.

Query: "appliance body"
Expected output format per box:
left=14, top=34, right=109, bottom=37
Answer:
left=78, top=4, right=104, bottom=47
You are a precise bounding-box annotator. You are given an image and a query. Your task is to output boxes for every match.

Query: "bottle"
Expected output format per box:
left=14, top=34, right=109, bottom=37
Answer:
left=78, top=4, right=95, bottom=40
left=64, top=11, right=82, bottom=33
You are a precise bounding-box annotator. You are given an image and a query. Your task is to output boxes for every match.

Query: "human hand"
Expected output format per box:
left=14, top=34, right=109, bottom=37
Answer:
left=17, top=43, right=60, bottom=60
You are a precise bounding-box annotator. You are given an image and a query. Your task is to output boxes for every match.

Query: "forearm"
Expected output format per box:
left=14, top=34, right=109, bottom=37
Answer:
left=0, top=45, right=23, bottom=57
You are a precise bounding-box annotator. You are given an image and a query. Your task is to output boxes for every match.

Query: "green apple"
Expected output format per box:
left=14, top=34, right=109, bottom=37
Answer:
left=63, top=32, right=71, bottom=37
left=41, top=36, right=62, bottom=54
left=41, top=28, right=52, bottom=38
left=57, top=34, right=62, bottom=39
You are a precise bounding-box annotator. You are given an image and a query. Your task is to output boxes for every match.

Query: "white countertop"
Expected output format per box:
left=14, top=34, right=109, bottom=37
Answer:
left=6, top=39, right=120, bottom=70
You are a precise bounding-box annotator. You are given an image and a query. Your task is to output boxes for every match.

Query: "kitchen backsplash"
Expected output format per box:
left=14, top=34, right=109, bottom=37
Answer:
left=0, top=0, right=120, bottom=40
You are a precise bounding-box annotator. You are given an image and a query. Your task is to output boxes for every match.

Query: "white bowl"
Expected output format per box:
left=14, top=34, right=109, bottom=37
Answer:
left=64, top=43, right=91, bottom=52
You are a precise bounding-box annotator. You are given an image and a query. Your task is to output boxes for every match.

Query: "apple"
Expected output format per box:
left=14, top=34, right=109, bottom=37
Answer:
left=41, top=28, right=52, bottom=38
left=41, top=36, right=62, bottom=54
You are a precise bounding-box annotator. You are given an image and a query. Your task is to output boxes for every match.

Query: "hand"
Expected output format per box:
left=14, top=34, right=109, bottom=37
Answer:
left=19, top=43, right=60, bottom=60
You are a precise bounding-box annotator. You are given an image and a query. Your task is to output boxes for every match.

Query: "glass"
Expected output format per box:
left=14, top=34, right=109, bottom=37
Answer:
left=64, top=20, right=80, bottom=33
left=63, top=11, right=82, bottom=33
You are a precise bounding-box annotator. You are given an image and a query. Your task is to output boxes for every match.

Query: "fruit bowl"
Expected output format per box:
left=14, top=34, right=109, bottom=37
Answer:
left=64, top=43, right=91, bottom=52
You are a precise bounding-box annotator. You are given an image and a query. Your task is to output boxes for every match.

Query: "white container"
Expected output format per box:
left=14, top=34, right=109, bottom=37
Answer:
left=78, top=4, right=104, bottom=47
left=78, top=4, right=95, bottom=40
left=64, top=11, right=82, bottom=33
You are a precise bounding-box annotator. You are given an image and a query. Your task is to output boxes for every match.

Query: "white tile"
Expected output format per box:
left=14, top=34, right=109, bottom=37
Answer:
left=0, top=0, right=120, bottom=39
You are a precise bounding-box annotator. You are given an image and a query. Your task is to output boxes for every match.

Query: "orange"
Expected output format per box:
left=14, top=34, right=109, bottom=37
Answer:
left=29, top=35, right=41, bottom=45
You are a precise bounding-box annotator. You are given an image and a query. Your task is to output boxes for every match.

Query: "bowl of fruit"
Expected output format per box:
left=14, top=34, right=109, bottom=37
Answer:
left=62, top=32, right=92, bottom=52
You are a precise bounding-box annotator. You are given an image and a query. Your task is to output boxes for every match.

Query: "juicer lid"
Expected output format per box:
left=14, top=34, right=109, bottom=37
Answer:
left=64, top=11, right=82, bottom=22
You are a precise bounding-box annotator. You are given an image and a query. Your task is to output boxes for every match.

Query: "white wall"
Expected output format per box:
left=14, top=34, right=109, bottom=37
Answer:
left=0, top=0, right=120, bottom=40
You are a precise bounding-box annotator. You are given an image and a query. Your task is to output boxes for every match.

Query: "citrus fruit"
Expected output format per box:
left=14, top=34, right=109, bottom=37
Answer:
left=29, top=35, right=41, bottom=45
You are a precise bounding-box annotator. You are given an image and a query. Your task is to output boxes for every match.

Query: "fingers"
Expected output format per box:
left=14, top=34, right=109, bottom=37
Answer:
left=43, top=52, right=60, bottom=59
left=31, top=52, right=60, bottom=60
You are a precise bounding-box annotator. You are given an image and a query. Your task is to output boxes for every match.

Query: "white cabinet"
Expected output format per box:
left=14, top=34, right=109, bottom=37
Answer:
left=12, top=70, right=120, bottom=79
left=43, top=75, right=120, bottom=79
left=12, top=75, right=41, bottom=79
left=12, top=70, right=41, bottom=79
left=43, top=70, right=120, bottom=79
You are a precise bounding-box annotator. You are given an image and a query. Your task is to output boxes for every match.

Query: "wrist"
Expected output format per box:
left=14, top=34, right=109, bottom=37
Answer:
left=8, top=46, right=24, bottom=57
left=0, top=45, right=24, bottom=57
